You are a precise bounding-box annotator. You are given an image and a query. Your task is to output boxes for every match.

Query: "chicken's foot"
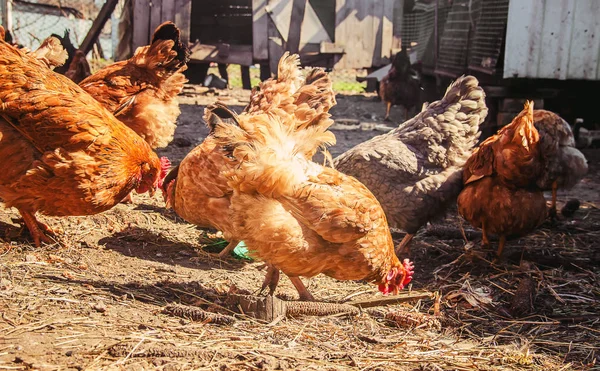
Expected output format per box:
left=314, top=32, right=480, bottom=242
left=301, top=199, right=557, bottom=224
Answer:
left=549, top=181, right=558, bottom=219
left=395, top=233, right=414, bottom=256
left=384, top=102, right=392, bottom=121
left=259, top=265, right=280, bottom=296
left=289, top=277, right=315, bottom=301
left=218, top=240, right=239, bottom=258
left=18, top=211, right=55, bottom=247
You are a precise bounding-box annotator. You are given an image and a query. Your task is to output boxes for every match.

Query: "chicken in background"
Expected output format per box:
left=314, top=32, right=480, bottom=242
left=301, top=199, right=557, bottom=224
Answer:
left=28, top=36, right=68, bottom=70
left=458, top=102, right=547, bottom=258
left=0, top=29, right=67, bottom=70
left=162, top=53, right=337, bottom=258
left=49, top=29, right=91, bottom=83
left=0, top=33, right=169, bottom=246
left=533, top=110, right=588, bottom=218
left=209, top=99, right=414, bottom=301
left=379, top=49, right=423, bottom=121
left=64, top=49, right=92, bottom=83
left=80, top=21, right=190, bottom=149
left=335, top=76, right=488, bottom=256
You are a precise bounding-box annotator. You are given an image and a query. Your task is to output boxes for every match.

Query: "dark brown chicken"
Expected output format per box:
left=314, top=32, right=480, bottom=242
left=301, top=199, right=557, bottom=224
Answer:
left=458, top=102, right=547, bottom=257
left=64, top=50, right=92, bottom=84
left=379, top=49, right=422, bottom=121
left=0, top=34, right=169, bottom=246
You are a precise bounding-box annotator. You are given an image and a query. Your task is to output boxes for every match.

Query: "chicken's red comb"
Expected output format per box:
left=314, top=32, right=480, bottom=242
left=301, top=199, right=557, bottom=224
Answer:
left=158, top=157, right=171, bottom=187
left=402, top=258, right=414, bottom=287
left=160, top=157, right=171, bottom=174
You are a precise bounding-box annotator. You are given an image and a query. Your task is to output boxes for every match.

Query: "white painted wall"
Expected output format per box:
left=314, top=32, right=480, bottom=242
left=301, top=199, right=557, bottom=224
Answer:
left=504, top=0, right=600, bottom=80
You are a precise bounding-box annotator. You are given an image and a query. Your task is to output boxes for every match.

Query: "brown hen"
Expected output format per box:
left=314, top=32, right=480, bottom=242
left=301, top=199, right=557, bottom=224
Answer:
left=209, top=101, right=414, bottom=301
left=458, top=102, right=547, bottom=258
left=80, top=21, right=190, bottom=149
left=0, top=37, right=169, bottom=246
left=162, top=53, right=336, bottom=258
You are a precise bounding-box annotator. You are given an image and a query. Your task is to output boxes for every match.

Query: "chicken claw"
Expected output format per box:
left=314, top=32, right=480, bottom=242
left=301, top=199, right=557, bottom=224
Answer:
left=289, top=277, right=315, bottom=301
left=258, top=265, right=280, bottom=296
left=18, top=211, right=56, bottom=247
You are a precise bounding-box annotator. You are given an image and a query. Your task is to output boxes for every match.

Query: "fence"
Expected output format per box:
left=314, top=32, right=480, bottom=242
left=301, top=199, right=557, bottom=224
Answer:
left=1, top=0, right=125, bottom=61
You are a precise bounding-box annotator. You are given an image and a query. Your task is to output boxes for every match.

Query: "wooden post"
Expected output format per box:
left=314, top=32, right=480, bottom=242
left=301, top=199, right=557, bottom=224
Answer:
left=80, top=0, right=120, bottom=55
left=286, top=0, right=307, bottom=54
left=241, top=65, right=251, bottom=89
left=0, top=0, right=12, bottom=32
left=259, top=63, right=270, bottom=81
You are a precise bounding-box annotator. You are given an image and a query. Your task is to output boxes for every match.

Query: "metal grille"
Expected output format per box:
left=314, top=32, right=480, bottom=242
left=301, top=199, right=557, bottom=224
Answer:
left=4, top=0, right=115, bottom=60
left=468, top=0, right=509, bottom=74
left=401, top=2, right=452, bottom=70
left=435, top=0, right=482, bottom=77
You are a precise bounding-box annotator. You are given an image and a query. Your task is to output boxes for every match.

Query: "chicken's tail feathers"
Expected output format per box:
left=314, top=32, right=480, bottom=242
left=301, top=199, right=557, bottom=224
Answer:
left=276, top=52, right=303, bottom=92
left=212, top=107, right=336, bottom=198
left=293, top=68, right=337, bottom=123
left=133, top=21, right=190, bottom=76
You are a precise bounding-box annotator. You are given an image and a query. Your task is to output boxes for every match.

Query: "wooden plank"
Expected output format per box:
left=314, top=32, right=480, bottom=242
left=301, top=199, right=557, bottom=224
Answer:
left=370, top=0, right=384, bottom=66
left=567, top=0, right=600, bottom=80
left=174, top=0, right=192, bottom=45
left=333, top=0, right=349, bottom=68
left=392, top=0, right=404, bottom=51
left=149, top=0, right=162, bottom=37
left=252, top=0, right=269, bottom=60
left=189, top=42, right=254, bottom=65
left=347, top=291, right=434, bottom=309
left=80, top=0, right=120, bottom=54
left=133, top=0, right=151, bottom=50
left=320, top=41, right=344, bottom=54
left=241, top=65, right=251, bottom=89
left=268, top=37, right=284, bottom=75
left=287, top=0, right=307, bottom=53
left=380, top=0, right=394, bottom=61
left=161, top=0, right=176, bottom=22
left=538, top=0, right=575, bottom=80
left=0, top=0, right=13, bottom=32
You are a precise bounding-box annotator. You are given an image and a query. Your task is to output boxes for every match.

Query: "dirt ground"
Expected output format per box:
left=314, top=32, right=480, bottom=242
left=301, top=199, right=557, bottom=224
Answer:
left=1, top=88, right=599, bottom=370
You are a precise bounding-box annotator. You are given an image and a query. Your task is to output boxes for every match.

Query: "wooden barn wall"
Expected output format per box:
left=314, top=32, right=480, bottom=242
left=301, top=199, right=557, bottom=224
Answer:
left=334, top=0, right=395, bottom=69
left=132, top=0, right=191, bottom=51
left=504, top=0, right=600, bottom=80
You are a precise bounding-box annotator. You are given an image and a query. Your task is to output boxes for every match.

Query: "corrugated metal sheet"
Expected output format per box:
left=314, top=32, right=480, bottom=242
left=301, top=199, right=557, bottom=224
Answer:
left=504, top=0, right=600, bottom=80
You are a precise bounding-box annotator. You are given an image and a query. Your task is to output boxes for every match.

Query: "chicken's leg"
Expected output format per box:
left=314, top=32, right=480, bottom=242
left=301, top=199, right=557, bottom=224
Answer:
left=481, top=221, right=490, bottom=247
left=18, top=210, right=55, bottom=247
left=259, top=265, right=281, bottom=296
left=549, top=181, right=558, bottom=219
left=495, top=235, right=507, bottom=260
left=384, top=102, right=392, bottom=121
left=218, top=240, right=239, bottom=258
left=395, top=233, right=414, bottom=256
left=289, top=277, right=315, bottom=301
